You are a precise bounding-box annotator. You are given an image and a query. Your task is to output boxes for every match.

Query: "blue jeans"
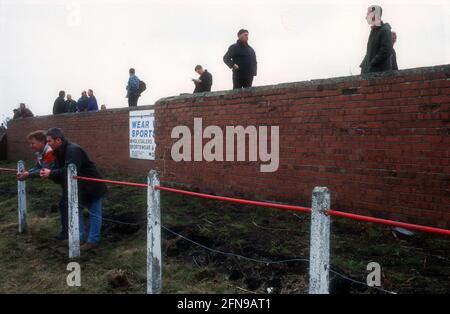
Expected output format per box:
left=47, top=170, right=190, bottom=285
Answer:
left=79, top=198, right=102, bottom=244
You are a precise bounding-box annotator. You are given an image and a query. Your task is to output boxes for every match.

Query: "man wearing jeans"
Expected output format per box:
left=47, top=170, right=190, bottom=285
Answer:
left=40, top=128, right=107, bottom=251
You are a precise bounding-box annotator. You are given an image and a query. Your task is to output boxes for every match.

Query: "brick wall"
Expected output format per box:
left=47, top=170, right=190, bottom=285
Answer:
left=6, top=64, right=450, bottom=228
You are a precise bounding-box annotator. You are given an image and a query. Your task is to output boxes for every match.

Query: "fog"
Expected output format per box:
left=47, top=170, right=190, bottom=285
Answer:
left=1, top=0, right=449, bottom=122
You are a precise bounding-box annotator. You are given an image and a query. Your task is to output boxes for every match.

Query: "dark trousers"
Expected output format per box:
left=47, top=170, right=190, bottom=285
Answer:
left=128, top=94, right=139, bottom=107
left=59, top=195, right=68, bottom=235
left=233, top=75, right=253, bottom=89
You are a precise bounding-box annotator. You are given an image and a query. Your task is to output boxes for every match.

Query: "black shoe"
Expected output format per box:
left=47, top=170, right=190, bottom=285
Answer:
left=53, top=232, right=68, bottom=241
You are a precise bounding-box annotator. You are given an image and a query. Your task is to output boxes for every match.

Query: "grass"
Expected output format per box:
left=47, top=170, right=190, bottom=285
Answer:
left=0, top=160, right=449, bottom=294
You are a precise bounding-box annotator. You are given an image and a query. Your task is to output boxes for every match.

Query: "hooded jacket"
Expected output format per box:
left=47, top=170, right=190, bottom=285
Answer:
left=360, top=23, right=393, bottom=74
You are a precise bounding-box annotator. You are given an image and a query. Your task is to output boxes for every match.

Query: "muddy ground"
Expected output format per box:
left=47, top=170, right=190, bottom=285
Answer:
left=0, top=160, right=449, bottom=293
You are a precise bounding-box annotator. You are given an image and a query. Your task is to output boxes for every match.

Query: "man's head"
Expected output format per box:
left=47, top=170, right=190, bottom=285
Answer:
left=129, top=68, right=135, bottom=76
left=88, top=89, right=93, bottom=96
left=194, top=65, right=204, bottom=75
left=237, top=29, right=249, bottom=43
left=59, top=90, right=65, bottom=98
left=366, top=5, right=382, bottom=27
left=27, top=130, right=47, bottom=153
left=391, top=31, right=397, bottom=44
left=19, top=103, right=26, bottom=111
left=67, top=94, right=72, bottom=101
left=81, top=90, right=87, bottom=97
left=46, top=128, right=66, bottom=151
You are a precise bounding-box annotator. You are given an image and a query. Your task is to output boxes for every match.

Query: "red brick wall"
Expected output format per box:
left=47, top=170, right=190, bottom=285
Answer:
left=6, top=64, right=450, bottom=228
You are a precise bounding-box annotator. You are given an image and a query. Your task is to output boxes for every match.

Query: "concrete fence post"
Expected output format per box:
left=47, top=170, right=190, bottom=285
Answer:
left=147, top=170, right=162, bottom=294
left=309, top=186, right=331, bottom=294
left=68, top=164, right=80, bottom=259
left=17, top=160, right=27, bottom=233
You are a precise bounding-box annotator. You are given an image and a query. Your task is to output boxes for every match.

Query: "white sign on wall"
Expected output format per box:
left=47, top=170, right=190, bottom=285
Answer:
left=129, top=109, right=155, bottom=160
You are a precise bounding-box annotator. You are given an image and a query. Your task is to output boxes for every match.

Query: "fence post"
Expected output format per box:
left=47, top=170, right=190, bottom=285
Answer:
left=17, top=160, right=27, bottom=233
left=68, top=163, right=80, bottom=259
left=147, top=170, right=162, bottom=294
left=309, top=186, right=331, bottom=294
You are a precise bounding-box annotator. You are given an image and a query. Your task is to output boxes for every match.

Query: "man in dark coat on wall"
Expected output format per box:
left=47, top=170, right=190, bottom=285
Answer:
left=40, top=128, right=107, bottom=251
left=192, top=65, right=213, bottom=93
left=53, top=90, right=66, bottom=114
left=223, top=29, right=257, bottom=89
left=360, top=5, right=393, bottom=74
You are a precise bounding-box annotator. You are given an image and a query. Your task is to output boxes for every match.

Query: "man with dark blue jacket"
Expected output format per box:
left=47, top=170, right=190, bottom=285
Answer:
left=223, top=29, right=257, bottom=89
left=77, top=91, right=89, bottom=112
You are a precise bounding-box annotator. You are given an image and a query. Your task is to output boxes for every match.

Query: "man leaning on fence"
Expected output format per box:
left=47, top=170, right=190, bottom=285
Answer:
left=39, top=128, right=107, bottom=251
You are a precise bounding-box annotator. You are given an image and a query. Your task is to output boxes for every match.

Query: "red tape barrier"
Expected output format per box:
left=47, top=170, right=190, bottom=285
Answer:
left=72, top=175, right=450, bottom=237
left=0, top=167, right=17, bottom=173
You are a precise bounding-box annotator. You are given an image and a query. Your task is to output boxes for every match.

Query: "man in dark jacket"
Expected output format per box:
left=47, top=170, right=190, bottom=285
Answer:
left=77, top=91, right=89, bottom=112
left=53, top=91, right=66, bottom=114
left=223, top=29, right=257, bottom=89
left=65, top=94, right=78, bottom=112
left=13, top=103, right=34, bottom=119
left=192, top=65, right=213, bottom=93
left=40, top=128, right=107, bottom=250
left=360, top=5, right=393, bottom=74
left=87, top=89, right=98, bottom=112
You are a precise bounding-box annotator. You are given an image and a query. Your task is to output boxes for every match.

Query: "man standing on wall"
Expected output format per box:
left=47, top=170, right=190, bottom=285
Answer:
left=126, top=68, right=141, bottom=107
left=13, top=103, right=34, bottom=119
left=77, top=91, right=89, bottom=112
left=53, top=91, right=66, bottom=114
left=40, top=128, right=107, bottom=250
left=87, top=89, right=98, bottom=112
left=192, top=65, right=213, bottom=93
left=223, top=29, right=257, bottom=89
left=360, top=5, right=393, bottom=74
left=65, top=94, right=78, bottom=113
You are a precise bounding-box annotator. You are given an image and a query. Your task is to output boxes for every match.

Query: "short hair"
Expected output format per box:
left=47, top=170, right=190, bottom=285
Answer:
left=237, top=29, right=249, bottom=36
left=194, top=65, right=202, bottom=71
left=46, top=127, right=65, bottom=142
left=88, top=89, right=93, bottom=93
left=27, top=130, right=46, bottom=143
left=129, top=68, right=135, bottom=74
left=20, top=103, right=25, bottom=107
left=59, top=90, right=65, bottom=97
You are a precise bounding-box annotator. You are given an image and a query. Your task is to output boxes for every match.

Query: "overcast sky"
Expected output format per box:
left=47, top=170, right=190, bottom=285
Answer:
left=1, top=0, right=449, bottom=122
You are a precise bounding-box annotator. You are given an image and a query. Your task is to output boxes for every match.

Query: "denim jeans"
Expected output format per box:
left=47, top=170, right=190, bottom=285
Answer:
left=79, top=198, right=102, bottom=244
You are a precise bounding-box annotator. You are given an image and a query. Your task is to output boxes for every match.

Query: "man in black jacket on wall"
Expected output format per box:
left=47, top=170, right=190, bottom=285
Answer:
left=192, top=65, right=213, bottom=93
left=40, top=128, right=107, bottom=251
left=223, top=29, right=257, bottom=89
left=360, top=5, right=393, bottom=74
left=53, top=90, right=66, bottom=114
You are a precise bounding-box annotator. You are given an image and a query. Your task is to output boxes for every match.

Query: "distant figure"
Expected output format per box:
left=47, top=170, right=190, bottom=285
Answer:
left=77, top=91, right=89, bottom=112
left=53, top=91, right=66, bottom=114
left=223, top=29, right=257, bottom=89
left=126, top=68, right=141, bottom=107
left=13, top=103, right=34, bottom=119
left=391, top=31, right=398, bottom=70
left=65, top=94, right=78, bottom=113
left=192, top=65, right=213, bottom=93
left=87, top=89, right=98, bottom=112
left=101, top=104, right=106, bottom=111
left=360, top=5, right=393, bottom=74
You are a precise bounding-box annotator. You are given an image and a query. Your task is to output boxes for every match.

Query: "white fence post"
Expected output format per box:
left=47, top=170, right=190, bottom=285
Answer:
left=17, top=160, right=27, bottom=233
left=309, top=186, right=331, bottom=294
left=68, top=163, right=80, bottom=259
left=147, top=170, right=162, bottom=294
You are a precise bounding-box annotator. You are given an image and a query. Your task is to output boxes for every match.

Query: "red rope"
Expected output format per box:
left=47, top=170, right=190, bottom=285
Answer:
left=0, top=167, right=17, bottom=173
left=72, top=175, right=450, bottom=237
left=73, top=176, right=147, bottom=188
left=155, top=185, right=312, bottom=213
left=327, top=210, right=450, bottom=236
